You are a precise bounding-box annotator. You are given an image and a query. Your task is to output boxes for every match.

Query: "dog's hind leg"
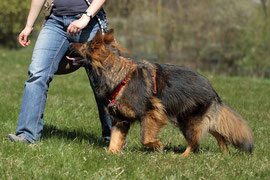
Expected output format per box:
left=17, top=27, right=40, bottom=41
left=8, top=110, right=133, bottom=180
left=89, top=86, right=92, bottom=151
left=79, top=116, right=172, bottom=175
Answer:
left=210, top=131, right=228, bottom=152
left=140, top=109, right=168, bottom=150
left=182, top=141, right=198, bottom=157
left=108, top=121, right=130, bottom=154
left=179, top=116, right=209, bottom=157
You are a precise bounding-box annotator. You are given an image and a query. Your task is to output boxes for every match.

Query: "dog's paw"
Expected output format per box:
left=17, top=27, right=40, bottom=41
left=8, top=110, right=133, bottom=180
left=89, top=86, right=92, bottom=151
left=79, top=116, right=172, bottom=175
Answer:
left=142, top=141, right=163, bottom=150
left=107, top=147, right=123, bottom=154
left=181, top=152, right=190, bottom=157
left=181, top=148, right=194, bottom=157
left=107, top=149, right=122, bottom=154
left=154, top=142, right=164, bottom=150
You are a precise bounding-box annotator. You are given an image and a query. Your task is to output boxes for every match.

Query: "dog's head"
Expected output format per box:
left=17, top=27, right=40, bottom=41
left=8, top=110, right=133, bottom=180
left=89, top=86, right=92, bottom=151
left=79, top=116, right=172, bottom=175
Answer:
left=67, top=29, right=126, bottom=69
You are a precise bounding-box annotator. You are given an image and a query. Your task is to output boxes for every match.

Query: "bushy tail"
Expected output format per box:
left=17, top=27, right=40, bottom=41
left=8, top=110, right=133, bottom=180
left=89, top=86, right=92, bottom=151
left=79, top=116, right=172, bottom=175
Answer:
left=214, top=103, right=254, bottom=153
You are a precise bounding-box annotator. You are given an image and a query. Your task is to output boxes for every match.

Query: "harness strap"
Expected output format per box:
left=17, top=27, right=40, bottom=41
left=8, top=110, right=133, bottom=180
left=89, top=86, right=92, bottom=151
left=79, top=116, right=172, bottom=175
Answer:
left=107, top=73, right=129, bottom=107
left=152, top=73, right=157, bottom=95
left=107, top=75, right=128, bottom=100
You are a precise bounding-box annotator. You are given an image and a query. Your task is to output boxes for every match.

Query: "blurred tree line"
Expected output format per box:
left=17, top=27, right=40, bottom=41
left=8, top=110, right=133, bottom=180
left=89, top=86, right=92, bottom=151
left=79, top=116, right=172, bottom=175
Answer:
left=0, top=0, right=32, bottom=48
left=1, top=0, right=270, bottom=77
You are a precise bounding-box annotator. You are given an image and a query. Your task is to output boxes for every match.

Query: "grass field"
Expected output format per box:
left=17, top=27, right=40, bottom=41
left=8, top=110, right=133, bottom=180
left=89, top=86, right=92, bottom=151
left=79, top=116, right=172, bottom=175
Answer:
left=0, top=46, right=270, bottom=179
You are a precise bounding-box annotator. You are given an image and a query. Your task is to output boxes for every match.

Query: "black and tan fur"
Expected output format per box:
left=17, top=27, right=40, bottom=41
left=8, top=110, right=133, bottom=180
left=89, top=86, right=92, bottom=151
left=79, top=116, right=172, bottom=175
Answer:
left=68, top=29, right=254, bottom=156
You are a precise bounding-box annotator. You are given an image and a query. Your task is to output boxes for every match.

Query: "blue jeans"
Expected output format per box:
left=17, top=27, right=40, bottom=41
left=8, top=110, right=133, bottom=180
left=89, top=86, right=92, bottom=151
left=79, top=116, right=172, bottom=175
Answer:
left=16, top=14, right=111, bottom=143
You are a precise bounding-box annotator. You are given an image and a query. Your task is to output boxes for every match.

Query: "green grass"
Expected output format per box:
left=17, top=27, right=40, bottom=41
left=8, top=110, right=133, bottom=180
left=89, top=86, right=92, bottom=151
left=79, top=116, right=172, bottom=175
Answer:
left=0, top=46, right=270, bottom=179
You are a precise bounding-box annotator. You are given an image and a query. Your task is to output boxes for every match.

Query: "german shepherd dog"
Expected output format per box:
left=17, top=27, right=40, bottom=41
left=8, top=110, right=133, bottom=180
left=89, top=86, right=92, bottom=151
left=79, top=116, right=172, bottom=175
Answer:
left=67, top=29, right=254, bottom=156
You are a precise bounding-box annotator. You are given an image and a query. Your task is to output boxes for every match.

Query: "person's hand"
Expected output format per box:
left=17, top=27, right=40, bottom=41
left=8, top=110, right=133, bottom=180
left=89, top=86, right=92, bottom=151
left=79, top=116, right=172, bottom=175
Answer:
left=67, top=14, right=91, bottom=36
left=18, top=25, right=33, bottom=47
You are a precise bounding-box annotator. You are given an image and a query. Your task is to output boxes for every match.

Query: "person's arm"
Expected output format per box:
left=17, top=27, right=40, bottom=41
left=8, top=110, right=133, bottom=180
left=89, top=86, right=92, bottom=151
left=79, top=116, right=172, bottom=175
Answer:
left=67, top=0, right=106, bottom=37
left=18, top=0, right=46, bottom=47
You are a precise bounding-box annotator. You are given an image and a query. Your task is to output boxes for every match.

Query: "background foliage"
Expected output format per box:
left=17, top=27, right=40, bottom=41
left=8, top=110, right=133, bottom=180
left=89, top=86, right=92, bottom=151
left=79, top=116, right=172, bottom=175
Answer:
left=1, top=0, right=270, bottom=77
left=105, top=0, right=270, bottom=77
left=0, top=0, right=31, bottom=48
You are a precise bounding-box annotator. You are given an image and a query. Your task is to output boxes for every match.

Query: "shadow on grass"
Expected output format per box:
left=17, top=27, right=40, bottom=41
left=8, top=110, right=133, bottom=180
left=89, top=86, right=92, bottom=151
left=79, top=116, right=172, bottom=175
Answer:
left=127, top=144, right=219, bottom=155
left=127, top=144, right=187, bottom=154
left=42, top=124, right=106, bottom=148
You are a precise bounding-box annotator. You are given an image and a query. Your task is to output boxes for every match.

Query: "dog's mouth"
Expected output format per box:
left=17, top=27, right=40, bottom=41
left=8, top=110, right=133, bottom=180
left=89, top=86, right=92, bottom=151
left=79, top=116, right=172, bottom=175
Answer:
left=66, top=54, right=86, bottom=66
left=66, top=55, right=83, bottom=62
left=66, top=44, right=87, bottom=66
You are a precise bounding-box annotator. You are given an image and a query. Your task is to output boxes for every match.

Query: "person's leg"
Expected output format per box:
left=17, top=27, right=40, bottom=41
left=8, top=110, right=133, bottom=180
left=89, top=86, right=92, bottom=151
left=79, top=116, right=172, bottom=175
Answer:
left=11, top=15, right=69, bottom=143
left=85, top=68, right=112, bottom=143
left=77, top=15, right=111, bottom=143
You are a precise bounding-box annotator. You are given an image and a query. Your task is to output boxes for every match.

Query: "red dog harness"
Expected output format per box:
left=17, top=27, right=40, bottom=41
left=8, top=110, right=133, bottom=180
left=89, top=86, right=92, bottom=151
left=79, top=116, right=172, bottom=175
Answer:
left=107, top=73, right=129, bottom=108
left=152, top=73, right=157, bottom=95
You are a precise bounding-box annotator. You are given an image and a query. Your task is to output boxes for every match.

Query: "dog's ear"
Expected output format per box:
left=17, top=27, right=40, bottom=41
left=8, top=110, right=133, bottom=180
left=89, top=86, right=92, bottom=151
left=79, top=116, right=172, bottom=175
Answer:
left=104, top=29, right=114, bottom=44
left=93, top=30, right=103, bottom=44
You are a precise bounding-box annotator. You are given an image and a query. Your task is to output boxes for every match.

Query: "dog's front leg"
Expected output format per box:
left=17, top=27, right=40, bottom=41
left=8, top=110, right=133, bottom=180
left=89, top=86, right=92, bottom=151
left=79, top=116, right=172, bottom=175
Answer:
left=108, top=121, right=130, bottom=154
left=140, top=110, right=167, bottom=150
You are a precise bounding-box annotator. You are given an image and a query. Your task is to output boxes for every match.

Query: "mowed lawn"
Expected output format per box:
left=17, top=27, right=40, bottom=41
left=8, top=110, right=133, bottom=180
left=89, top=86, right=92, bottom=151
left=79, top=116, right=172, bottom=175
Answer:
left=0, top=46, right=269, bottom=179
